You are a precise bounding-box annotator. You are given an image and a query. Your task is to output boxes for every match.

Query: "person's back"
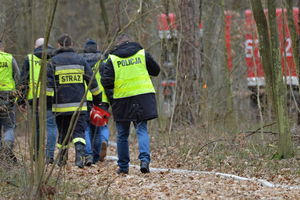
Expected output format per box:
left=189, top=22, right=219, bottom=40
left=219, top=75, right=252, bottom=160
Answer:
left=79, top=39, right=110, bottom=166
left=100, top=34, right=160, bottom=174
left=47, top=34, right=102, bottom=168
left=0, top=40, right=20, bottom=163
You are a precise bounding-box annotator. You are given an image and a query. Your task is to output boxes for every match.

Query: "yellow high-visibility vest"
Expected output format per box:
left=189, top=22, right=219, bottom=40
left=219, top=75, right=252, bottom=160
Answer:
left=27, top=54, right=41, bottom=100
left=0, top=52, right=15, bottom=91
left=86, top=60, right=108, bottom=103
left=110, top=49, right=155, bottom=99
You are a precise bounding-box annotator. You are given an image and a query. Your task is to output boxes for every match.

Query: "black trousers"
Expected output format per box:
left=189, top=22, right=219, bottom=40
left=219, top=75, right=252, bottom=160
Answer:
left=56, top=113, right=87, bottom=147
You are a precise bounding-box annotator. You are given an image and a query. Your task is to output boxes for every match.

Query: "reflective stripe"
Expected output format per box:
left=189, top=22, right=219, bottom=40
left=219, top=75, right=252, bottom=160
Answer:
left=56, top=65, right=84, bottom=71
left=55, top=69, right=84, bottom=75
left=55, top=65, right=84, bottom=75
left=46, top=88, right=54, bottom=96
left=72, top=137, right=86, bottom=145
left=52, top=102, right=87, bottom=112
left=57, top=143, right=70, bottom=149
left=90, top=86, right=101, bottom=95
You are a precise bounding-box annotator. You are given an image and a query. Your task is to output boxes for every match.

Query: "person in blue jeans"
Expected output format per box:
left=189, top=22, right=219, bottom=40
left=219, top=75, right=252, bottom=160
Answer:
left=84, top=103, right=110, bottom=165
left=45, top=110, right=58, bottom=163
left=101, top=34, right=160, bottom=174
left=19, top=38, right=58, bottom=163
left=0, top=40, right=20, bottom=163
left=80, top=39, right=110, bottom=165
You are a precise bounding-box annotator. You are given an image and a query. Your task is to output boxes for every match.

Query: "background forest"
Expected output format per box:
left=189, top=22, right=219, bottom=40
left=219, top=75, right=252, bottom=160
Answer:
left=1, top=0, right=300, bottom=199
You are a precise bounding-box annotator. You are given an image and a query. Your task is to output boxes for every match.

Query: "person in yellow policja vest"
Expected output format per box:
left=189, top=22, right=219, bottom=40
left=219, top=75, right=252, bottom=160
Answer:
left=100, top=34, right=160, bottom=174
left=0, top=39, right=20, bottom=163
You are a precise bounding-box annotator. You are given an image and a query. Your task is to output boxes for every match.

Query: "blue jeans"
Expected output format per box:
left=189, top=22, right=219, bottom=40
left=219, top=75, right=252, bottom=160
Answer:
left=35, top=110, right=58, bottom=158
left=46, top=110, right=58, bottom=159
left=0, top=108, right=16, bottom=144
left=85, top=123, right=110, bottom=163
left=116, top=121, right=150, bottom=170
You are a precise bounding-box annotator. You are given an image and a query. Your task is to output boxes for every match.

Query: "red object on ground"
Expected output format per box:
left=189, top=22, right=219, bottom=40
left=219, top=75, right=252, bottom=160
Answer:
left=90, top=105, right=111, bottom=127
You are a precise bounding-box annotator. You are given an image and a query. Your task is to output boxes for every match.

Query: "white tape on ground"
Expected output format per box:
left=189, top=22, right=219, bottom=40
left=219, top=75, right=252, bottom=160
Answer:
left=107, top=142, right=300, bottom=190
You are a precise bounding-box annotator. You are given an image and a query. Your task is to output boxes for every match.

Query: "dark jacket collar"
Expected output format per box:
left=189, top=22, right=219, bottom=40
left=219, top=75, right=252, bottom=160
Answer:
left=55, top=47, right=75, bottom=55
left=109, top=42, right=143, bottom=58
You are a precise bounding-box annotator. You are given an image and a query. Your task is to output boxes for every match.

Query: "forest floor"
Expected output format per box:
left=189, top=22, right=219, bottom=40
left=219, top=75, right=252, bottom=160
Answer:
left=2, top=134, right=300, bottom=199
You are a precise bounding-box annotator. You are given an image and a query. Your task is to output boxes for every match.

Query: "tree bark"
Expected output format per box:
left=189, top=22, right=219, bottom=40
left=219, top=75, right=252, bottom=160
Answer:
left=250, top=0, right=294, bottom=159
left=173, top=0, right=201, bottom=126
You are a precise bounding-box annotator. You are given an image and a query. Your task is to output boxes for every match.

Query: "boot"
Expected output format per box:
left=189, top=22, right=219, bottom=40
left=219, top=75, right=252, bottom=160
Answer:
left=57, top=149, right=68, bottom=167
left=99, top=141, right=107, bottom=162
left=75, top=143, right=85, bottom=168
left=3, top=141, right=17, bottom=164
left=85, top=155, right=93, bottom=166
left=140, top=161, right=150, bottom=173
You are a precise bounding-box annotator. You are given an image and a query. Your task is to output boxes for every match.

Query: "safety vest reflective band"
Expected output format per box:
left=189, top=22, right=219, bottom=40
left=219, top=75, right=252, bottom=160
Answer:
left=27, top=54, right=41, bottom=99
left=57, top=137, right=86, bottom=149
left=110, top=49, right=155, bottom=99
left=72, top=137, right=86, bottom=145
left=86, top=60, right=108, bottom=103
left=56, top=143, right=71, bottom=149
left=46, top=87, right=54, bottom=97
left=0, top=52, right=15, bottom=91
left=52, top=102, right=87, bottom=112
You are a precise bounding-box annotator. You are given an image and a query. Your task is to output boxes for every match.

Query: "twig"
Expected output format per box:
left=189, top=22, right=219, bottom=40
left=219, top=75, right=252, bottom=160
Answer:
left=238, top=122, right=277, bottom=138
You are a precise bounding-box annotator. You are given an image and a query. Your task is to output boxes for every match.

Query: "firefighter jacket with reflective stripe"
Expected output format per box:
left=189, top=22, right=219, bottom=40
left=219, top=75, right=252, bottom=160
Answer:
left=47, top=48, right=101, bottom=114
left=110, top=49, right=155, bottom=99
left=86, top=60, right=108, bottom=103
left=0, top=52, right=15, bottom=91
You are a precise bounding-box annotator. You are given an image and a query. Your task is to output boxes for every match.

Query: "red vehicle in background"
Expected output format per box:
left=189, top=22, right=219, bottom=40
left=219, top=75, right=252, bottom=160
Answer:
left=245, top=8, right=299, bottom=89
left=158, top=9, right=300, bottom=104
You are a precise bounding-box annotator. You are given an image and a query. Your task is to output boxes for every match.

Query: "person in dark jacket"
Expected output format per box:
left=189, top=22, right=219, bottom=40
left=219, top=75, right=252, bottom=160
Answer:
left=79, top=39, right=110, bottom=165
left=100, top=34, right=160, bottom=174
left=19, top=38, right=58, bottom=164
left=47, top=34, right=102, bottom=168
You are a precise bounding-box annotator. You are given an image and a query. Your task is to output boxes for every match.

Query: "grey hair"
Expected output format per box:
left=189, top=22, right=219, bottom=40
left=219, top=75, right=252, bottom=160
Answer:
left=115, top=33, right=132, bottom=46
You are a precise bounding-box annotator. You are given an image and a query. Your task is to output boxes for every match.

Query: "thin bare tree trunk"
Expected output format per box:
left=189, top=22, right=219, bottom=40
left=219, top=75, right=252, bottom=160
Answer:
left=99, top=0, right=109, bottom=35
left=250, top=0, right=294, bottom=159
left=29, top=0, right=58, bottom=198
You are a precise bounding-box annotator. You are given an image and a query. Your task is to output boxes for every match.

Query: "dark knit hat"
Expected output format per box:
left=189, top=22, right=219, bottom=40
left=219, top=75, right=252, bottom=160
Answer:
left=84, top=39, right=97, bottom=53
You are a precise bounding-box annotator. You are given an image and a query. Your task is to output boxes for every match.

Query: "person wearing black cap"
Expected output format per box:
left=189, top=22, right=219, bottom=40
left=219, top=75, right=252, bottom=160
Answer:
left=0, top=39, right=20, bottom=164
left=47, top=34, right=102, bottom=168
left=79, top=39, right=111, bottom=166
left=19, top=38, right=57, bottom=164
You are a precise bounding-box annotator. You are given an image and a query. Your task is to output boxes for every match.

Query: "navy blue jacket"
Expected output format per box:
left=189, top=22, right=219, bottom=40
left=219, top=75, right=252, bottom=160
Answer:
left=47, top=48, right=102, bottom=115
left=100, top=42, right=160, bottom=122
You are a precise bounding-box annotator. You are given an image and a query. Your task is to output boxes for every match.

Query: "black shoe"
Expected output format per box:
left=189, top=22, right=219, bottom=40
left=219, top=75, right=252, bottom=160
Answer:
left=75, top=143, right=85, bottom=168
left=140, top=161, right=150, bottom=173
left=58, top=149, right=68, bottom=167
left=116, top=168, right=129, bottom=175
left=85, top=155, right=93, bottom=166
